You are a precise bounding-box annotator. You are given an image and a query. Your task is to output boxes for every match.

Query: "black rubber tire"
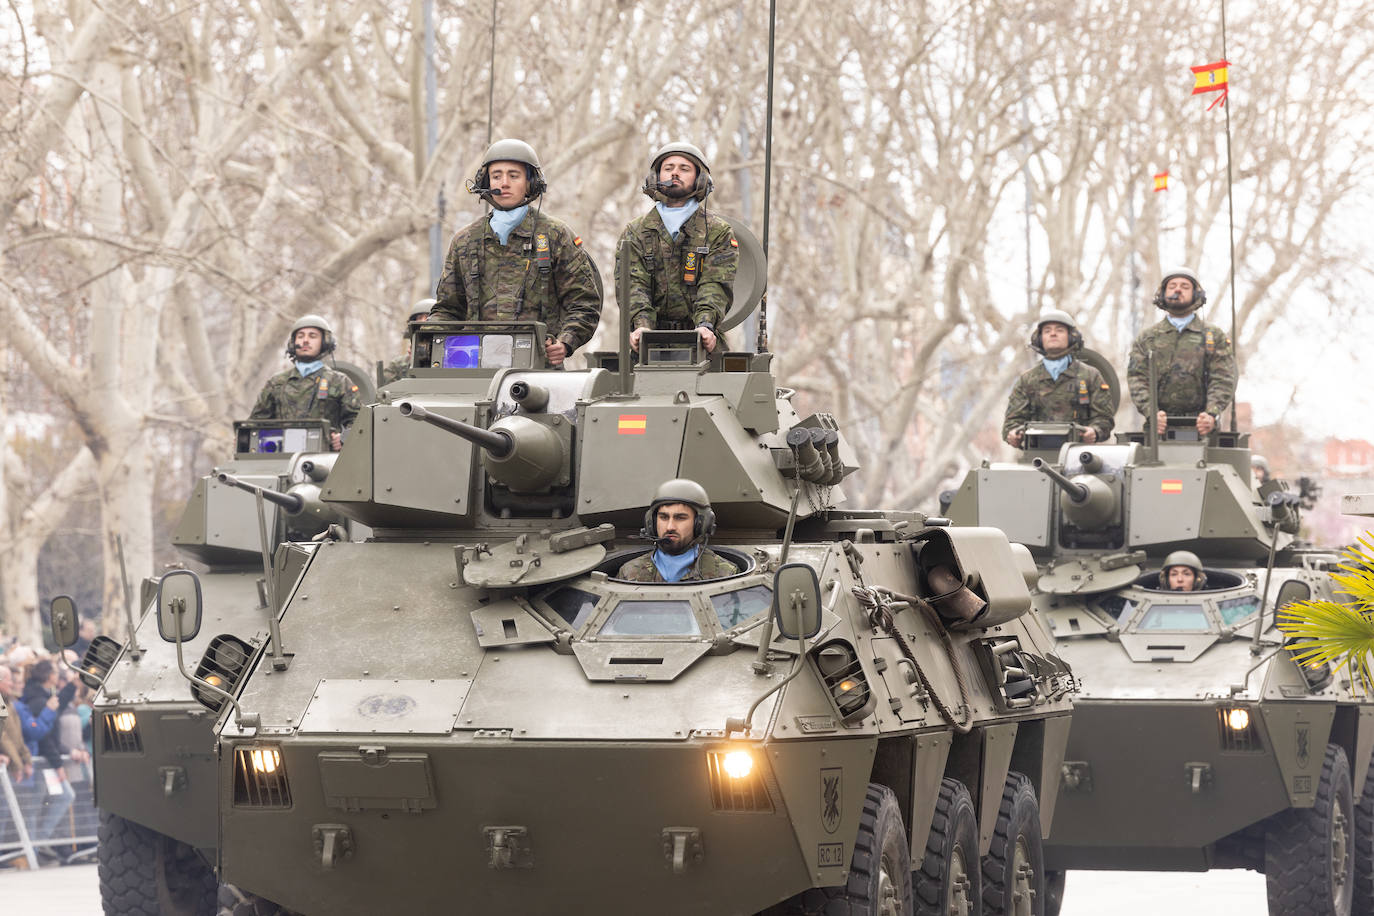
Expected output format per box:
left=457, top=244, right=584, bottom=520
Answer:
left=1266, top=743, right=1354, bottom=916
left=760, top=783, right=913, bottom=915
left=1043, top=869, right=1066, bottom=916
left=1355, top=747, right=1374, bottom=916
left=97, top=809, right=218, bottom=916
left=217, top=884, right=292, bottom=916
left=914, top=778, right=980, bottom=916
left=982, top=772, right=1045, bottom=916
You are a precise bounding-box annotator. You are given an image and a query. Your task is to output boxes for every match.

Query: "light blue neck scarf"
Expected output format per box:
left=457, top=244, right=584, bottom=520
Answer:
left=655, top=199, right=700, bottom=240
left=294, top=359, right=324, bottom=377
left=1167, top=313, right=1195, bottom=332
left=653, top=545, right=699, bottom=582
left=1041, top=355, right=1071, bottom=381
left=489, top=205, right=529, bottom=246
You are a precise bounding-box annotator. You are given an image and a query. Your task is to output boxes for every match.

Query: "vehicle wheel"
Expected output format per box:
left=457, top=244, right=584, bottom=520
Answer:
left=982, top=772, right=1045, bottom=916
left=1355, top=748, right=1374, bottom=915
left=97, top=809, right=218, bottom=916
left=914, top=778, right=979, bottom=916
left=217, top=884, right=292, bottom=916
left=759, top=783, right=913, bottom=915
left=1043, top=870, right=1066, bottom=916
left=1266, top=743, right=1354, bottom=916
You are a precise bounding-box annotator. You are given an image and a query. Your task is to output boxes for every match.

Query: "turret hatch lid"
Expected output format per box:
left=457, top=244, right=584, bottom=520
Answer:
left=459, top=525, right=616, bottom=588
left=1038, top=551, right=1145, bottom=596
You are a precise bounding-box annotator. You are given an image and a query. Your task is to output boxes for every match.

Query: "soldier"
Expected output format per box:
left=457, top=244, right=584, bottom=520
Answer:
left=1251, top=455, right=1271, bottom=486
left=380, top=298, right=434, bottom=385
left=250, top=315, right=361, bottom=451
left=617, top=479, right=737, bottom=583
left=431, top=139, right=602, bottom=367
left=1126, top=267, right=1237, bottom=436
left=1158, top=550, right=1206, bottom=592
left=1002, top=309, right=1114, bottom=448
left=616, top=142, right=737, bottom=355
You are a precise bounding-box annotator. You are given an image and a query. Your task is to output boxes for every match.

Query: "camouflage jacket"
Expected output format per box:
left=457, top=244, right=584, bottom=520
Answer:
left=616, top=547, right=737, bottom=583
left=1127, top=316, right=1237, bottom=418
left=431, top=209, right=603, bottom=351
left=379, top=354, right=408, bottom=386
left=615, top=206, right=737, bottom=331
left=249, top=365, right=361, bottom=431
left=1002, top=358, right=1115, bottom=442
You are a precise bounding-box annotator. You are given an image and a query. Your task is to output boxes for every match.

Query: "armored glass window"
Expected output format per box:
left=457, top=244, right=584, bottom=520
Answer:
left=542, top=587, right=600, bottom=630
left=710, top=585, right=773, bottom=630
left=601, top=600, right=701, bottom=637
left=1217, top=595, right=1261, bottom=626
left=1095, top=594, right=1134, bottom=621
left=1136, top=604, right=1209, bottom=631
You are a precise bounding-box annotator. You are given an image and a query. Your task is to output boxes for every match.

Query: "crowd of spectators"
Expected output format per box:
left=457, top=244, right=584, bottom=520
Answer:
left=1, top=631, right=96, bottom=866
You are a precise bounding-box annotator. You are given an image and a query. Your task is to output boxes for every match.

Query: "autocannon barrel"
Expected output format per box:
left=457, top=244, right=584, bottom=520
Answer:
left=509, top=381, right=550, bottom=413
left=215, top=473, right=305, bottom=514
left=1032, top=458, right=1090, bottom=503
left=397, top=401, right=514, bottom=458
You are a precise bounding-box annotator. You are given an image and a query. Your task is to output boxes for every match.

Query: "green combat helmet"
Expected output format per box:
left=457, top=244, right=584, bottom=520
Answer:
left=467, top=138, right=546, bottom=209
left=1157, top=549, right=1207, bottom=589
left=1029, top=308, right=1084, bottom=355
left=642, top=141, right=714, bottom=204
left=286, top=313, right=336, bottom=357
left=1152, top=265, right=1207, bottom=312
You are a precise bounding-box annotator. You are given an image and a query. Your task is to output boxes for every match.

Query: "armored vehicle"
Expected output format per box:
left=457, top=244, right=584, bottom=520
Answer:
left=946, top=414, right=1374, bottom=916
left=156, top=246, right=1078, bottom=914
left=52, top=417, right=364, bottom=915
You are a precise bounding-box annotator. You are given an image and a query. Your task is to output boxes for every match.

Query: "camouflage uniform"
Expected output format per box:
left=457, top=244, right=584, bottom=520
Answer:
left=1002, top=359, right=1114, bottom=442
left=431, top=210, right=602, bottom=352
left=615, top=207, right=737, bottom=331
left=250, top=366, right=361, bottom=432
left=379, top=355, right=409, bottom=385
left=617, top=547, right=737, bottom=583
left=1127, top=317, right=1237, bottom=418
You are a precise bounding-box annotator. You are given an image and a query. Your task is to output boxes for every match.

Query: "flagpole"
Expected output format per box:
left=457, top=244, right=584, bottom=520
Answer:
left=1221, top=0, right=1239, bottom=433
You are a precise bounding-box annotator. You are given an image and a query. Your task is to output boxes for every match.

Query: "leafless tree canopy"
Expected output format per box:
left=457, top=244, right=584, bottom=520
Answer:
left=3, top=0, right=1373, bottom=640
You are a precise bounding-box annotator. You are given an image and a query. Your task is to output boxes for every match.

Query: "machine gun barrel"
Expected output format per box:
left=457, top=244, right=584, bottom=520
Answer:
left=215, top=473, right=304, bottom=514
left=397, top=401, right=514, bottom=458
left=1032, top=458, right=1090, bottom=504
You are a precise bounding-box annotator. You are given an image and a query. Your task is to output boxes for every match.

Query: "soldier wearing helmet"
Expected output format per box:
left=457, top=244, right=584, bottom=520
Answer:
left=1002, top=309, right=1114, bottom=448
left=617, top=479, right=738, bottom=583
left=431, top=139, right=602, bottom=367
left=1158, top=550, right=1207, bottom=592
left=1126, top=267, right=1237, bottom=437
left=615, top=142, right=738, bottom=356
left=1251, top=455, right=1271, bottom=486
left=250, top=315, right=361, bottom=451
left=380, top=298, right=435, bottom=385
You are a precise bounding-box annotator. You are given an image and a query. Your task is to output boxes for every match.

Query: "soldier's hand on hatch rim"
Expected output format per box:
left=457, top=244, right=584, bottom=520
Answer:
left=697, top=326, right=717, bottom=354
left=1196, top=412, right=1216, bottom=435
left=1081, top=428, right=1098, bottom=443
left=629, top=327, right=643, bottom=352
left=544, top=337, right=567, bottom=367
left=1005, top=429, right=1024, bottom=448
left=1156, top=410, right=1168, bottom=435
left=330, top=431, right=343, bottom=451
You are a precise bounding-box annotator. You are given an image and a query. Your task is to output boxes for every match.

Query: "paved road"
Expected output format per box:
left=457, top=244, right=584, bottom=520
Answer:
left=0, top=861, right=1272, bottom=914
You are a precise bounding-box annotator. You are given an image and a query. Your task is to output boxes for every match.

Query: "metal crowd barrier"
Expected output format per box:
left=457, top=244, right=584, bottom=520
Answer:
left=0, top=756, right=98, bottom=869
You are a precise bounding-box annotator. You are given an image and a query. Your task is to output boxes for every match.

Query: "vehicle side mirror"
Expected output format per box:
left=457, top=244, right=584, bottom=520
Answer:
left=772, top=562, right=822, bottom=641
left=157, top=570, right=204, bottom=643
left=50, top=596, right=79, bottom=648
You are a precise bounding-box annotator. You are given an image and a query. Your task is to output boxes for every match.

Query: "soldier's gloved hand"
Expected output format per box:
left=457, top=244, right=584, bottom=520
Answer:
left=545, top=337, right=568, bottom=367
left=629, top=328, right=644, bottom=353
left=697, top=326, right=717, bottom=354
left=1005, top=429, right=1024, bottom=448
left=1155, top=410, right=1168, bottom=435
left=329, top=431, right=343, bottom=451
left=1196, top=412, right=1216, bottom=435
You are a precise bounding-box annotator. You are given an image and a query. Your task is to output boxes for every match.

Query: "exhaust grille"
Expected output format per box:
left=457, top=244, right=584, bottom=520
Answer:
left=233, top=746, right=292, bottom=808
left=101, top=711, right=142, bottom=753
left=706, top=752, right=774, bottom=812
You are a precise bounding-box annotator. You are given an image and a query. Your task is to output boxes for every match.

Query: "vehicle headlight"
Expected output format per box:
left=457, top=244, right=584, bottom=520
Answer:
left=721, top=749, right=754, bottom=779
left=101, top=710, right=142, bottom=753
left=706, top=748, right=773, bottom=812
left=1226, top=708, right=1250, bottom=731
left=233, top=744, right=292, bottom=808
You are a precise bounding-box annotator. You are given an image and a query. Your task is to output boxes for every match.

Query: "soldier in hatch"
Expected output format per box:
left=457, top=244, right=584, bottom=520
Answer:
left=616, top=142, right=737, bottom=356
left=250, top=315, right=361, bottom=451
left=430, top=139, right=602, bottom=368
left=1159, top=550, right=1206, bottom=592
left=617, top=479, right=737, bottom=583
left=1002, top=309, right=1114, bottom=448
left=1126, top=267, right=1237, bottom=436
left=380, top=298, right=434, bottom=385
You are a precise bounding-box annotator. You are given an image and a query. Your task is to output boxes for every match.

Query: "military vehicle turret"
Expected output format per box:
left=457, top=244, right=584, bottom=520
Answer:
left=946, top=415, right=1374, bottom=916
left=50, top=418, right=364, bottom=915
left=156, top=254, right=1078, bottom=914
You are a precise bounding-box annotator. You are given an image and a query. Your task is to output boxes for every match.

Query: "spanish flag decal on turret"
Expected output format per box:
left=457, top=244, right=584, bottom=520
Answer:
left=1161, top=479, right=1184, bottom=494
left=618, top=414, right=647, bottom=435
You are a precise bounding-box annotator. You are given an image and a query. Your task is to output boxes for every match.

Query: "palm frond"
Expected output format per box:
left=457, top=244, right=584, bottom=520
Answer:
left=1276, top=532, right=1374, bottom=693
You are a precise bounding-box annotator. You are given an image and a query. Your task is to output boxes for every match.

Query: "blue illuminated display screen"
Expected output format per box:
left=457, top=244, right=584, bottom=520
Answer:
left=441, top=334, right=482, bottom=368
left=255, top=430, right=284, bottom=453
